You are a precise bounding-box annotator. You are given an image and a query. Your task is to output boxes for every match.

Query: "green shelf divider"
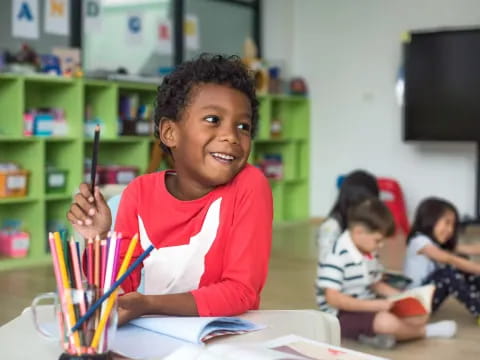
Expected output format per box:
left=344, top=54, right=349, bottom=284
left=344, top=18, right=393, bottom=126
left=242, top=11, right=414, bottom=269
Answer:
left=0, top=197, right=39, bottom=205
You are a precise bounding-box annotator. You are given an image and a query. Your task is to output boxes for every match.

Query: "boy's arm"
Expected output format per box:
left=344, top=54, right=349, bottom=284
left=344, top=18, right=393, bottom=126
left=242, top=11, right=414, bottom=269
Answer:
left=324, top=288, right=393, bottom=312
left=189, top=171, right=273, bottom=316
left=117, top=292, right=198, bottom=325
left=371, top=280, right=401, bottom=297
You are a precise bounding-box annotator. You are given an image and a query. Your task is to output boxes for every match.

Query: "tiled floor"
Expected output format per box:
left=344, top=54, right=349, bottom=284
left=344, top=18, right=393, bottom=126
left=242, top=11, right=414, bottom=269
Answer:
left=0, top=223, right=478, bottom=359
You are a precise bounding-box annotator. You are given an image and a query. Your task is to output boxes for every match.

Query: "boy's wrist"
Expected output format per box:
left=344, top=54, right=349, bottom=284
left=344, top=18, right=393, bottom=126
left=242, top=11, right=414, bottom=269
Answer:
left=143, top=294, right=160, bottom=314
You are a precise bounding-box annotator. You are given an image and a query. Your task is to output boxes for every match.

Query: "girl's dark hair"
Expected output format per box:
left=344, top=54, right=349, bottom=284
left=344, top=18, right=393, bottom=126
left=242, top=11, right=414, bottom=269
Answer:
left=348, top=198, right=396, bottom=237
left=407, top=197, right=459, bottom=251
left=329, top=170, right=380, bottom=230
left=154, top=53, right=259, bottom=153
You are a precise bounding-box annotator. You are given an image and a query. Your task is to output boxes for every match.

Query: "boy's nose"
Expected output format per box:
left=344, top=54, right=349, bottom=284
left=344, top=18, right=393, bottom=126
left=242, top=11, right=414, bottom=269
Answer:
left=219, top=124, right=239, bottom=144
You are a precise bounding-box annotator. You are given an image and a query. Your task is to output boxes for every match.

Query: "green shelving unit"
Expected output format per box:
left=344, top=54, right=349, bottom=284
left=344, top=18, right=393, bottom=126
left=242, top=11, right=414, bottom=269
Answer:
left=253, top=95, right=310, bottom=223
left=0, top=74, right=309, bottom=271
left=0, top=74, right=157, bottom=271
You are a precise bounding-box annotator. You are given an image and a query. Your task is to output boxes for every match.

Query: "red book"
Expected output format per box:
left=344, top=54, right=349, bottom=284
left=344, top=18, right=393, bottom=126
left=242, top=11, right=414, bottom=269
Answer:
left=390, top=284, right=435, bottom=317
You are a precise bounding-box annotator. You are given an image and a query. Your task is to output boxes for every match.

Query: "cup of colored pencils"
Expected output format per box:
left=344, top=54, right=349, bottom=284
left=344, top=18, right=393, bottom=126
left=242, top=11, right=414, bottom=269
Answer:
left=31, top=231, right=126, bottom=359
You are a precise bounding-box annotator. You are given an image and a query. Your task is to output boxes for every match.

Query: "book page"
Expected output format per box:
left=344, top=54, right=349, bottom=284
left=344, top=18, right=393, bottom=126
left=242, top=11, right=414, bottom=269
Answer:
left=265, top=335, right=390, bottom=360
left=388, top=284, right=435, bottom=306
left=130, top=315, right=264, bottom=344
left=388, top=284, right=435, bottom=316
left=111, top=324, right=188, bottom=359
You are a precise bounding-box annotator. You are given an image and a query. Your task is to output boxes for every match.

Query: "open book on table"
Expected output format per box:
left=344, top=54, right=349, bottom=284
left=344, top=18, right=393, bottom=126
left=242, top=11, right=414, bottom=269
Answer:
left=111, top=315, right=264, bottom=359
left=388, top=284, right=435, bottom=317
left=163, top=334, right=390, bottom=360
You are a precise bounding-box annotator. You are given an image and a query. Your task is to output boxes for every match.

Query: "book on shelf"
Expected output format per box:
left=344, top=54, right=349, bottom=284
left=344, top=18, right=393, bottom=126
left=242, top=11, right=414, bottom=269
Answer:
left=389, top=284, right=435, bottom=317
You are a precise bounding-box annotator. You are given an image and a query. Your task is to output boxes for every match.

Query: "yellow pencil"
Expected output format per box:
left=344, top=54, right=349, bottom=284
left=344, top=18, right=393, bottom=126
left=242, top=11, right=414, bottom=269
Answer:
left=54, top=232, right=81, bottom=353
left=90, top=233, right=139, bottom=350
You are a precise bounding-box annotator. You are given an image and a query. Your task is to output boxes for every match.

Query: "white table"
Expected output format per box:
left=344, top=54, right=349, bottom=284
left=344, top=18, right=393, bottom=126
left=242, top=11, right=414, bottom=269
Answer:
left=0, top=307, right=340, bottom=360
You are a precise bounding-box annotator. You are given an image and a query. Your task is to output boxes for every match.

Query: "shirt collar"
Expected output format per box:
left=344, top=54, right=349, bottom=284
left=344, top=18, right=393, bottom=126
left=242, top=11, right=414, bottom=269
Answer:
left=339, top=230, right=364, bottom=263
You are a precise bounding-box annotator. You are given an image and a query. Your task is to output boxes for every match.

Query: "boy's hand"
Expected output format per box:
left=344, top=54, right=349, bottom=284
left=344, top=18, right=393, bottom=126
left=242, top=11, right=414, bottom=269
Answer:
left=67, top=184, right=112, bottom=240
left=373, top=299, right=394, bottom=312
left=118, top=292, right=147, bottom=326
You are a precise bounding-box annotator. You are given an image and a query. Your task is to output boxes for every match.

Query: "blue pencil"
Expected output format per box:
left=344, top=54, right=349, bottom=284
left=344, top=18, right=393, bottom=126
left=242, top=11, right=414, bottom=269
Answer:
left=70, top=244, right=155, bottom=333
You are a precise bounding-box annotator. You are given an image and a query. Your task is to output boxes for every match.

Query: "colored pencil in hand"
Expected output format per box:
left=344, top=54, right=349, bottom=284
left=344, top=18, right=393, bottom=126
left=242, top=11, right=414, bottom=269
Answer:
left=90, top=125, right=100, bottom=194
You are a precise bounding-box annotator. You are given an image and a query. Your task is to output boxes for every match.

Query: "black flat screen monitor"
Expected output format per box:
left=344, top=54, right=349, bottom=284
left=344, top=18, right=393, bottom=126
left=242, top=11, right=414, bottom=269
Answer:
left=404, top=29, right=480, bottom=141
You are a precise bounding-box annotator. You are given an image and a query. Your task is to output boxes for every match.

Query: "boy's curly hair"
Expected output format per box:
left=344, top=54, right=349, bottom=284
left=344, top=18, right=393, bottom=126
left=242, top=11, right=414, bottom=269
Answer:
left=154, top=54, right=259, bottom=153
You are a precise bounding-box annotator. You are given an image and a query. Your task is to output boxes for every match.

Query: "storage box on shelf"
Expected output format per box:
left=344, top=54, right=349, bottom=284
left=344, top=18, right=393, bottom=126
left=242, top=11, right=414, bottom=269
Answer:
left=0, top=73, right=310, bottom=270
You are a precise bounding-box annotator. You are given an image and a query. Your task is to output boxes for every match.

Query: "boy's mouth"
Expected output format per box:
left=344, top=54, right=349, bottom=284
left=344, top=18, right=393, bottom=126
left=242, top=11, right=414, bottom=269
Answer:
left=211, top=152, right=236, bottom=164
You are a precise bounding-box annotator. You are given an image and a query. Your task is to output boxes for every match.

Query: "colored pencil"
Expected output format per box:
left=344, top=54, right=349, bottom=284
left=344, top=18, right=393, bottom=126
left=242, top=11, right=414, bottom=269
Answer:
left=100, top=240, right=107, bottom=289
left=90, top=234, right=145, bottom=349
left=69, top=239, right=87, bottom=311
left=103, top=233, right=117, bottom=291
left=94, top=236, right=101, bottom=288
left=69, top=238, right=88, bottom=349
left=54, top=232, right=81, bottom=352
left=49, top=233, right=75, bottom=351
left=89, top=289, right=117, bottom=350
left=90, top=125, right=100, bottom=194
left=111, top=232, right=121, bottom=283
left=71, top=235, right=155, bottom=333
left=86, top=239, right=93, bottom=285
left=60, top=230, right=72, bottom=288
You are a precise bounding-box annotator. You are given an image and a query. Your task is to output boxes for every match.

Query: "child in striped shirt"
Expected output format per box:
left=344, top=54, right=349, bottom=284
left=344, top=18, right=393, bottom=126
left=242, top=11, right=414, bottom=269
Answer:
left=316, top=199, right=457, bottom=348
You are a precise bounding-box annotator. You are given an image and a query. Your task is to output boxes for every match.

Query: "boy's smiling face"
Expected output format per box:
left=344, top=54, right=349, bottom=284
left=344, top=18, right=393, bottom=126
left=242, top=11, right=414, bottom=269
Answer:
left=161, top=83, right=252, bottom=199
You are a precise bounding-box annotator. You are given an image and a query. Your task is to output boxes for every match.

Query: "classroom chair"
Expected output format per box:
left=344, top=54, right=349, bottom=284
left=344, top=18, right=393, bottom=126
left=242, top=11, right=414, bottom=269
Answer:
left=377, top=177, right=410, bottom=236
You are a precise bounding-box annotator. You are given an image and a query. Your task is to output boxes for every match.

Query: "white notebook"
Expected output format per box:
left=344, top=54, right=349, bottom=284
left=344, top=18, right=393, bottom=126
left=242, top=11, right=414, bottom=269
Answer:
left=111, top=315, right=264, bottom=359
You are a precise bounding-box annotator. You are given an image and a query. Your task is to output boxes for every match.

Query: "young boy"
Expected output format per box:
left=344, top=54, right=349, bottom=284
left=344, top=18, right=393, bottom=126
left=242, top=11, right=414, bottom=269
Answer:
left=67, top=54, right=273, bottom=325
left=316, top=198, right=457, bottom=348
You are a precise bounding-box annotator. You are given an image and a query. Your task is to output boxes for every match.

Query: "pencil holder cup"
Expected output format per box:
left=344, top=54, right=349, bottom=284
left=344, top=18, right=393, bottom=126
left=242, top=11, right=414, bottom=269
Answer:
left=31, top=288, right=118, bottom=359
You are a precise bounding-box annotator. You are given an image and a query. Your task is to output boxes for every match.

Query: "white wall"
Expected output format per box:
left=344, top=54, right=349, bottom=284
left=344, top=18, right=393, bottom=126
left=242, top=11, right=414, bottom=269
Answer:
left=264, top=0, right=480, bottom=219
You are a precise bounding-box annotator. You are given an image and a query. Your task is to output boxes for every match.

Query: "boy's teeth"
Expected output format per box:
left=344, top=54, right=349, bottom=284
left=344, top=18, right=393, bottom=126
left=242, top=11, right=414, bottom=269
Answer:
left=212, top=152, right=234, bottom=160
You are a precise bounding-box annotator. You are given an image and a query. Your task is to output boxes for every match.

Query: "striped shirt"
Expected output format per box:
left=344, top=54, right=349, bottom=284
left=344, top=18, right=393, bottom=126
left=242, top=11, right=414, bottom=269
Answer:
left=316, top=230, right=383, bottom=315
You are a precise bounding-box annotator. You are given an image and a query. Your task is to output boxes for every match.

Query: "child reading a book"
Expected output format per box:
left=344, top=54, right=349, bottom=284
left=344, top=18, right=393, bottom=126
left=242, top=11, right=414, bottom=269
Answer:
left=316, top=170, right=379, bottom=263
left=404, top=197, right=480, bottom=317
left=317, top=199, right=457, bottom=349
left=67, top=54, right=273, bottom=325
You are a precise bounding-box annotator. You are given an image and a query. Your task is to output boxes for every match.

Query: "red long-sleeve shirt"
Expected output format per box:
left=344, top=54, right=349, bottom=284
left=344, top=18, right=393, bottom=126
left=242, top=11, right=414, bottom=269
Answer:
left=114, top=164, right=273, bottom=316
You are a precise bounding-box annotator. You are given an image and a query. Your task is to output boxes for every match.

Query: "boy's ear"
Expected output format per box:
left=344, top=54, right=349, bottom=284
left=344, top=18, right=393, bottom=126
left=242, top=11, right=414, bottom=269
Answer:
left=159, top=117, right=178, bottom=149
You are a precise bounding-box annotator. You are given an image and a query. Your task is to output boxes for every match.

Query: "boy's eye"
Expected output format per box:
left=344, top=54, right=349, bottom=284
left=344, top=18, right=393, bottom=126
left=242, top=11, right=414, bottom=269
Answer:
left=204, top=115, right=220, bottom=123
left=238, top=123, right=251, bottom=132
